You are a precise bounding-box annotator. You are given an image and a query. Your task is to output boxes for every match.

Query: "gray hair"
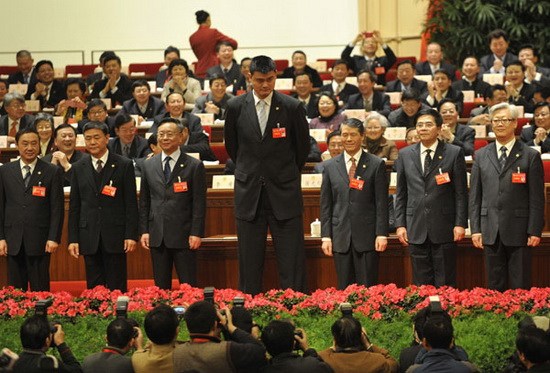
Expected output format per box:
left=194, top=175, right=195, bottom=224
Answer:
left=489, top=102, right=518, bottom=120
left=365, top=112, right=389, bottom=128
left=4, top=92, right=25, bottom=107
left=33, top=113, right=54, bottom=128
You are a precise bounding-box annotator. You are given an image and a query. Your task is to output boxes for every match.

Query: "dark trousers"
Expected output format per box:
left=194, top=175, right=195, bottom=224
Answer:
left=409, top=239, right=457, bottom=287
left=484, top=235, right=531, bottom=291
left=334, top=246, right=379, bottom=290
left=8, top=244, right=50, bottom=291
left=236, top=188, right=306, bottom=295
left=151, top=241, right=197, bottom=290
left=84, top=239, right=127, bottom=292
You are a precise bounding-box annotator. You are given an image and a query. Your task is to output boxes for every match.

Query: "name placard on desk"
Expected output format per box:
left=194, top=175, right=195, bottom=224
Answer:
left=385, top=127, right=407, bottom=140
left=275, top=78, right=293, bottom=91
left=195, top=113, right=214, bottom=126
left=345, top=77, right=358, bottom=87
left=25, top=100, right=40, bottom=112
left=343, top=109, right=366, bottom=121
left=0, top=136, right=7, bottom=148
left=9, top=83, right=28, bottom=95
left=309, top=129, right=327, bottom=142
left=387, top=92, right=402, bottom=105
left=470, top=125, right=487, bottom=138
left=462, top=90, right=475, bottom=103
left=301, top=174, right=322, bottom=189
left=311, top=61, right=327, bottom=73
left=100, top=99, right=112, bottom=110
left=53, top=116, right=64, bottom=127
left=414, top=75, right=433, bottom=83
left=483, top=74, right=504, bottom=85
left=76, top=134, right=85, bottom=147
left=212, top=175, right=235, bottom=189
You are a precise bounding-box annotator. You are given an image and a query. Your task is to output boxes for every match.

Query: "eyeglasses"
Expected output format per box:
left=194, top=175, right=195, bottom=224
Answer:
left=416, top=121, right=436, bottom=129
left=89, top=109, right=106, bottom=116
left=157, top=131, right=178, bottom=139
left=491, top=118, right=514, bottom=125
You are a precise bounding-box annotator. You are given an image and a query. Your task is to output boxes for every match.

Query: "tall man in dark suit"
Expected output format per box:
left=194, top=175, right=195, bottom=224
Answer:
left=108, top=113, right=151, bottom=160
left=395, top=109, right=468, bottom=287
left=345, top=70, right=391, bottom=117
left=0, top=128, right=64, bottom=291
left=139, top=118, right=207, bottom=289
left=68, top=121, right=138, bottom=292
left=469, top=103, right=544, bottom=291
left=224, top=55, right=310, bottom=295
left=320, top=118, right=389, bottom=289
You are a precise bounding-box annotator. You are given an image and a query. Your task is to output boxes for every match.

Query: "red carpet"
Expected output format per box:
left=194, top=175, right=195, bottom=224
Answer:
left=50, top=280, right=180, bottom=296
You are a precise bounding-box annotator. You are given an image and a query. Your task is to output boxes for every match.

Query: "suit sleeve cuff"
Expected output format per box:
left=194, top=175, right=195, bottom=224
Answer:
left=321, top=237, right=332, bottom=242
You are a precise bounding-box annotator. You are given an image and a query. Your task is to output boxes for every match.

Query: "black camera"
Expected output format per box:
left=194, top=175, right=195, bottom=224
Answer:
left=35, top=299, right=58, bottom=335
left=204, top=287, right=215, bottom=304
left=339, top=302, right=353, bottom=318
left=429, top=295, right=444, bottom=315
left=173, top=306, right=186, bottom=322
left=233, top=297, right=245, bottom=307
left=293, top=330, right=304, bottom=351
left=116, top=296, right=130, bottom=319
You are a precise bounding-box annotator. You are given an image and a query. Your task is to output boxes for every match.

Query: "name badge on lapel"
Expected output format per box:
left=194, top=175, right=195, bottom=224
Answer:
left=375, top=66, right=386, bottom=75
left=435, top=168, right=451, bottom=185
left=32, top=182, right=46, bottom=197
left=174, top=177, right=188, bottom=193
left=272, top=123, right=286, bottom=139
left=349, top=177, right=364, bottom=190
left=102, top=181, right=117, bottom=197
left=512, top=167, right=526, bottom=184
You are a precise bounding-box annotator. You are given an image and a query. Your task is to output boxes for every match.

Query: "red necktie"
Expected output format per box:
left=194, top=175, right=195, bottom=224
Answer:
left=9, top=120, right=18, bottom=137
left=348, top=157, right=357, bottom=180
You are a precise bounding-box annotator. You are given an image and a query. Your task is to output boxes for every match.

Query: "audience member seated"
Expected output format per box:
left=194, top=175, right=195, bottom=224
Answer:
left=0, top=92, right=35, bottom=144
left=87, top=51, right=115, bottom=92
left=90, top=53, right=133, bottom=107
left=7, top=50, right=37, bottom=86
left=404, top=315, right=478, bottom=372
left=0, top=79, right=8, bottom=115
left=346, top=70, right=391, bottom=117
left=173, top=301, right=266, bottom=372
left=134, top=134, right=161, bottom=177
left=520, top=102, right=550, bottom=152
left=515, top=326, right=550, bottom=372
left=386, top=60, right=428, bottom=95
left=261, top=320, right=333, bottom=373
left=119, top=80, right=165, bottom=122
left=192, top=73, right=234, bottom=120
left=175, top=117, right=217, bottom=161
left=281, top=50, right=323, bottom=88
left=309, top=92, right=346, bottom=131
left=533, top=83, right=550, bottom=105
left=438, top=99, right=475, bottom=156
left=206, top=41, right=243, bottom=88
left=362, top=112, right=398, bottom=161
left=415, top=42, right=456, bottom=80
left=318, top=316, right=398, bottom=373
left=12, top=315, right=81, bottom=373
left=108, top=113, right=151, bottom=160
left=77, top=99, right=115, bottom=135
left=55, top=78, right=87, bottom=124
left=452, top=56, right=491, bottom=99
left=156, top=45, right=181, bottom=89
left=150, top=92, right=202, bottom=134
left=83, top=318, right=143, bottom=373
left=341, top=30, right=396, bottom=85
left=292, top=73, right=319, bottom=119
left=160, top=58, right=202, bottom=111
left=506, top=61, right=536, bottom=113
left=233, top=57, right=253, bottom=95
left=25, top=60, right=65, bottom=109
left=320, top=59, right=360, bottom=107
left=468, top=84, right=508, bottom=127
left=317, top=131, right=343, bottom=169
left=480, top=29, right=517, bottom=74
left=405, top=127, right=420, bottom=145
left=388, top=88, right=429, bottom=128
left=519, top=45, right=550, bottom=86
left=503, top=315, right=550, bottom=373
left=422, top=69, right=464, bottom=115
left=31, top=113, right=55, bottom=157
left=42, top=123, right=84, bottom=186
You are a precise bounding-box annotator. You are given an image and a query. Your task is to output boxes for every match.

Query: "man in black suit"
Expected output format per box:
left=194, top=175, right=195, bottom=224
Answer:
left=280, top=51, right=323, bottom=88
left=149, top=92, right=203, bottom=134
left=108, top=113, right=151, bottom=160
left=422, top=69, right=464, bottom=115
left=291, top=73, right=319, bottom=119
left=206, top=41, right=242, bottom=87
left=0, top=92, right=35, bottom=145
left=119, top=80, right=166, bottom=121
left=7, top=50, right=37, bottom=86
left=480, top=29, right=517, bottom=74
left=519, top=102, right=550, bottom=153
left=415, top=42, right=456, bottom=80
left=468, top=84, right=508, bottom=127
left=388, top=88, right=430, bottom=128
left=87, top=50, right=115, bottom=92
left=0, top=128, right=64, bottom=291
left=438, top=99, right=475, bottom=156
left=519, top=45, right=550, bottom=85
left=180, top=118, right=217, bottom=161
left=395, top=109, right=468, bottom=287
left=386, top=60, right=428, bottom=95
left=452, top=56, right=492, bottom=99
left=139, top=118, right=207, bottom=289
left=224, top=55, right=310, bottom=295
left=68, top=121, right=138, bottom=292
left=345, top=70, right=391, bottom=117
left=320, top=59, right=360, bottom=107
left=42, top=123, right=86, bottom=186
left=470, top=103, right=544, bottom=291
left=90, top=54, right=133, bottom=107
left=25, top=60, right=65, bottom=109
left=320, top=118, right=389, bottom=289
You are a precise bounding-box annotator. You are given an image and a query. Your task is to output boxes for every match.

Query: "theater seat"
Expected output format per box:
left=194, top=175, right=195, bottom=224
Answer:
left=317, top=58, right=337, bottom=70
left=543, top=161, right=550, bottom=183
left=128, top=63, right=164, bottom=76
left=65, top=64, right=97, bottom=78
left=275, top=59, right=289, bottom=72
left=462, top=102, right=478, bottom=118
left=318, top=142, right=327, bottom=153
left=211, top=144, right=229, bottom=163
left=395, top=140, right=408, bottom=150
left=202, top=125, right=212, bottom=141
left=385, top=68, right=397, bottom=83
left=0, top=66, right=18, bottom=76
left=516, top=118, right=530, bottom=136
left=474, top=139, right=488, bottom=151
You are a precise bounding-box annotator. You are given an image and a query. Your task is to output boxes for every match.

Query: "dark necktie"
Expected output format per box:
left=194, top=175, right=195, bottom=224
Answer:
left=96, top=159, right=103, bottom=173
left=499, top=146, right=507, bottom=171
left=123, top=144, right=130, bottom=157
left=164, top=156, right=172, bottom=182
left=348, top=157, right=357, bottom=181
left=23, top=165, right=31, bottom=187
left=424, top=149, right=432, bottom=176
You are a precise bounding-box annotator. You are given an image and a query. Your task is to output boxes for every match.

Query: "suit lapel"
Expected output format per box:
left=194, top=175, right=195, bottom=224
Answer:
left=486, top=142, right=501, bottom=174
left=83, top=158, right=98, bottom=192
left=411, top=143, right=422, bottom=175
left=355, top=151, right=369, bottom=179
left=335, top=153, right=349, bottom=184
left=426, top=141, right=444, bottom=177
left=502, top=141, right=523, bottom=174
left=244, top=93, right=263, bottom=140
left=168, top=153, right=188, bottom=185
left=9, top=161, right=25, bottom=188
left=101, top=153, right=117, bottom=187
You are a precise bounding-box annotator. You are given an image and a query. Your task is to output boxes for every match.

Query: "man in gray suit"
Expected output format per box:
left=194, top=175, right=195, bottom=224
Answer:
left=469, top=102, right=544, bottom=291
left=320, top=118, right=389, bottom=289
left=395, top=108, right=468, bottom=287
left=438, top=99, right=475, bottom=156
left=139, top=118, right=207, bottom=289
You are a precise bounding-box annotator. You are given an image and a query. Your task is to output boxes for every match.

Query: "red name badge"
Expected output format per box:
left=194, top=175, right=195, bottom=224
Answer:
left=512, top=173, right=527, bottom=184
left=435, top=172, right=451, bottom=185
left=272, top=127, right=286, bottom=138
left=174, top=181, right=188, bottom=193
left=349, top=178, right=364, bottom=190
left=32, top=186, right=46, bottom=197
left=375, top=66, right=386, bottom=75
left=101, top=185, right=117, bottom=197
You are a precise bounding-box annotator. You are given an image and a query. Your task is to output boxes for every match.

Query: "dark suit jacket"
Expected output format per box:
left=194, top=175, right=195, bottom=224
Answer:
left=0, top=159, right=64, bottom=255
left=415, top=61, right=457, bottom=80
left=320, top=151, right=389, bottom=253
left=281, top=65, right=323, bottom=88
left=90, top=74, right=133, bottom=106
left=395, top=141, right=468, bottom=244
left=320, top=82, right=360, bottom=106
left=224, top=91, right=310, bottom=220
left=119, top=96, right=166, bottom=120
left=480, top=52, right=517, bottom=74
left=12, top=346, right=81, bottom=373
left=83, top=350, right=134, bottom=373
left=345, top=91, right=391, bottom=117
left=451, top=124, right=475, bottom=156
left=25, top=79, right=65, bottom=108
left=68, top=152, right=138, bottom=254
left=42, top=150, right=86, bottom=186
left=452, top=78, right=492, bottom=99
left=469, top=141, right=544, bottom=246
left=139, top=152, right=206, bottom=248
left=150, top=112, right=203, bottom=134
left=341, top=45, right=397, bottom=85
left=206, top=62, right=243, bottom=87
left=7, top=68, right=37, bottom=86
left=192, top=92, right=234, bottom=120
left=108, top=136, right=151, bottom=159
left=183, top=132, right=217, bottom=161
left=421, top=86, right=465, bottom=115
left=520, top=125, right=550, bottom=153
left=0, top=114, right=35, bottom=136
left=385, top=78, right=428, bottom=95
left=509, top=83, right=536, bottom=113
left=155, top=68, right=169, bottom=88
left=291, top=93, right=319, bottom=118
left=262, top=351, right=333, bottom=373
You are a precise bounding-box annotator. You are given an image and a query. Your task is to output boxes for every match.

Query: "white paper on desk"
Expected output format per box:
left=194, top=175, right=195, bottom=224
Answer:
left=516, top=106, right=524, bottom=118
left=470, top=125, right=487, bottom=138
left=390, top=172, right=397, bottom=187
left=148, top=81, right=156, bottom=92
left=9, top=83, right=28, bottom=95
left=541, top=153, right=550, bottom=160
left=309, top=129, right=327, bottom=142
left=0, top=136, right=7, bottom=148
left=203, top=160, right=220, bottom=166
left=301, top=174, right=322, bottom=189
left=139, top=121, right=154, bottom=129
left=311, top=61, right=327, bottom=72
left=531, top=146, right=542, bottom=154
left=0, top=74, right=9, bottom=80
left=414, top=75, right=433, bottom=83
left=195, top=113, right=214, bottom=126
left=186, top=152, right=200, bottom=160
left=275, top=78, right=293, bottom=90
left=76, top=134, right=85, bottom=147
left=385, top=127, right=407, bottom=140
left=343, top=109, right=366, bottom=121
left=203, top=80, right=211, bottom=93
left=387, top=92, right=402, bottom=105
left=212, top=175, right=235, bottom=189
left=53, top=116, right=64, bottom=127
left=214, top=119, right=225, bottom=126
left=25, top=100, right=40, bottom=112
left=67, top=73, right=82, bottom=78
left=345, top=77, right=358, bottom=86
left=130, top=115, right=139, bottom=126
left=462, top=90, right=475, bottom=103
left=130, top=72, right=146, bottom=77
left=54, top=67, right=64, bottom=79
left=100, top=98, right=112, bottom=110
left=465, top=155, right=473, bottom=161
left=483, top=74, right=504, bottom=85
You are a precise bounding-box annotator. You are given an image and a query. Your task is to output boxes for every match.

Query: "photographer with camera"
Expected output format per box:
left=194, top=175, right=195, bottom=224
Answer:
left=260, top=320, right=333, bottom=372
left=173, top=300, right=266, bottom=372
left=82, top=318, right=143, bottom=373
left=12, top=315, right=81, bottom=373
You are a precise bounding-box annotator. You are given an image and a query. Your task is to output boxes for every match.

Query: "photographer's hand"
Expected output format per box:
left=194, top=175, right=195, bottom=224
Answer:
left=53, top=324, right=65, bottom=347
left=294, top=328, right=309, bottom=351
left=222, top=307, right=237, bottom=334
left=133, top=327, right=144, bottom=350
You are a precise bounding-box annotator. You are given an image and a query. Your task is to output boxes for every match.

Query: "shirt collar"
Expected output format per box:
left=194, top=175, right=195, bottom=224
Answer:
left=420, top=140, right=438, bottom=154
left=91, top=150, right=109, bottom=166
left=344, top=149, right=364, bottom=163
left=162, top=148, right=181, bottom=162
left=20, top=158, right=38, bottom=173
left=495, top=138, right=515, bottom=153
left=253, top=91, right=273, bottom=106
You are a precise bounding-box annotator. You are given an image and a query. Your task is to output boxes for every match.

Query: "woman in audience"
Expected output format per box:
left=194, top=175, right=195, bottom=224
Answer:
left=161, top=58, right=202, bottom=111
left=192, top=73, right=233, bottom=120
left=362, top=112, right=398, bottom=160
left=32, top=113, right=55, bottom=157
left=309, top=92, right=346, bottom=131
left=55, top=78, right=87, bottom=124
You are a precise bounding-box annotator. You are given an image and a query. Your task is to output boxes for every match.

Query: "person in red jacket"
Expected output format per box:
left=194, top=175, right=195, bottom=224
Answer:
left=189, top=10, right=238, bottom=79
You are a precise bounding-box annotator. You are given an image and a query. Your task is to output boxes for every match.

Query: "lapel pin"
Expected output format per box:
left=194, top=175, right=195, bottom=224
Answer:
left=276, top=107, right=279, bottom=111
left=516, top=153, right=520, bottom=157
left=362, top=164, right=366, bottom=168
left=111, top=164, right=115, bottom=168
left=438, top=156, right=442, bottom=159
left=37, top=171, right=41, bottom=175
